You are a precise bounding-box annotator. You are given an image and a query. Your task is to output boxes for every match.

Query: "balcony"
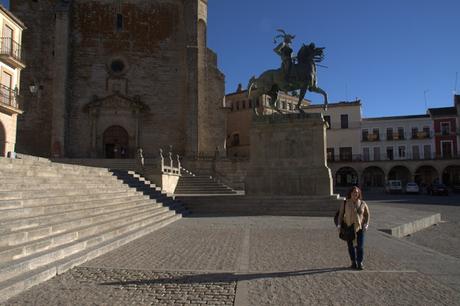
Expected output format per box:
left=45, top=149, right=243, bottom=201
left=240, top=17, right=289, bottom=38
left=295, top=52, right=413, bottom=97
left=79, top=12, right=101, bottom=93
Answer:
left=362, top=133, right=379, bottom=142
left=0, top=84, right=21, bottom=113
left=412, top=131, right=430, bottom=139
left=0, top=37, right=25, bottom=69
left=328, top=153, right=460, bottom=163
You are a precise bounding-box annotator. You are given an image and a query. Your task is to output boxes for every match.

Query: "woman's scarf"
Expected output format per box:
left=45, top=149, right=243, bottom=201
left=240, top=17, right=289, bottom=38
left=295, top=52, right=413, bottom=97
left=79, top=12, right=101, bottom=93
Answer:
left=344, top=199, right=365, bottom=244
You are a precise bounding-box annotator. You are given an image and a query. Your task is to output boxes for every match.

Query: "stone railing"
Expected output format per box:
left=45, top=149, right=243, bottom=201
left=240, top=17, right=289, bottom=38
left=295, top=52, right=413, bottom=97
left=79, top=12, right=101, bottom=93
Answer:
left=159, top=148, right=181, bottom=176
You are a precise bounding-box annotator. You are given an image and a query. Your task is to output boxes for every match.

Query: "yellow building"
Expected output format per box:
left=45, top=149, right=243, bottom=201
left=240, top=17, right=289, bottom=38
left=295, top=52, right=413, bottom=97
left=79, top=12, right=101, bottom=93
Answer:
left=225, top=87, right=310, bottom=157
left=0, top=5, right=25, bottom=156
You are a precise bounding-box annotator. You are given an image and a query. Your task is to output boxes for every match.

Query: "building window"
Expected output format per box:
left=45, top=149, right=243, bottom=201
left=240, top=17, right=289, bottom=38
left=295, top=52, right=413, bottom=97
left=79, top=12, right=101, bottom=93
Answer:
left=236, top=101, right=240, bottom=110
left=363, top=147, right=370, bottom=161
left=423, top=145, right=431, bottom=159
left=423, top=126, right=430, bottom=137
left=411, top=127, right=418, bottom=139
left=340, top=114, right=348, bottom=129
left=362, top=129, right=369, bottom=141
left=441, top=122, right=451, bottom=136
left=282, top=101, right=286, bottom=109
left=231, top=134, right=240, bottom=146
left=230, top=102, right=234, bottom=111
left=339, top=147, right=352, bottom=161
left=441, top=141, right=453, bottom=158
left=412, top=145, right=420, bottom=160
left=288, top=103, right=293, bottom=110
left=256, top=99, right=260, bottom=107
left=386, top=128, right=393, bottom=140
left=398, top=146, right=406, bottom=159
left=116, top=14, right=123, bottom=32
left=373, top=147, right=381, bottom=161
left=397, top=127, right=404, bottom=140
left=327, top=148, right=335, bottom=162
left=248, top=100, right=252, bottom=108
left=372, top=128, right=380, bottom=140
left=324, top=115, right=331, bottom=129
left=386, top=147, right=394, bottom=160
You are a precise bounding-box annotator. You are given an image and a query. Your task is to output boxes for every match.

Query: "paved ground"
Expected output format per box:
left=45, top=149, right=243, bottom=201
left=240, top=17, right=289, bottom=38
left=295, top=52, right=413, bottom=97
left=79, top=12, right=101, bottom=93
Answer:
left=3, top=194, right=460, bottom=305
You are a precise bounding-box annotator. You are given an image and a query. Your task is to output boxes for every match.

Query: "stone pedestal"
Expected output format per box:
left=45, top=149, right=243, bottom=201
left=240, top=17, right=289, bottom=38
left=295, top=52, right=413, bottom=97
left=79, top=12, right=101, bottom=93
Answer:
left=245, top=113, right=333, bottom=196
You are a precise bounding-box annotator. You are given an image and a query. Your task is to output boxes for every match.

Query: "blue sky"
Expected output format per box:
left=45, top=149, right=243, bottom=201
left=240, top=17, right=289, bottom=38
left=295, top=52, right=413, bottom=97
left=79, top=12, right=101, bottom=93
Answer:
left=3, top=0, right=459, bottom=117
left=207, top=0, right=460, bottom=117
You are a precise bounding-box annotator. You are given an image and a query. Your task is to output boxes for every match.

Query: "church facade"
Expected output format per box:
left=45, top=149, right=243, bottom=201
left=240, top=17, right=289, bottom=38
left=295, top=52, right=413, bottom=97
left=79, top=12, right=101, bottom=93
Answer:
left=11, top=0, right=226, bottom=158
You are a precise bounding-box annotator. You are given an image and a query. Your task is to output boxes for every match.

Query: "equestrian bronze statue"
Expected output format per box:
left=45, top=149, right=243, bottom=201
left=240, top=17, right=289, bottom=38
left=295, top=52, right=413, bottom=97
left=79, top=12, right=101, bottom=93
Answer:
left=248, top=30, right=328, bottom=114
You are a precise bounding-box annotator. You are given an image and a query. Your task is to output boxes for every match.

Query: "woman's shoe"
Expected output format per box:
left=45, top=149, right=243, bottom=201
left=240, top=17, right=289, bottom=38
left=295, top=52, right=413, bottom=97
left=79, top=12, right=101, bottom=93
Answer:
left=357, top=262, right=364, bottom=270
left=350, top=262, right=357, bottom=269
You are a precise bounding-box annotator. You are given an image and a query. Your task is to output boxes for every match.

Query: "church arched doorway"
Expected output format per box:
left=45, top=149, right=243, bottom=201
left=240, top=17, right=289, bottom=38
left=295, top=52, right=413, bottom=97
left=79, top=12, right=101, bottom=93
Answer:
left=103, top=125, right=129, bottom=158
left=0, top=121, right=5, bottom=157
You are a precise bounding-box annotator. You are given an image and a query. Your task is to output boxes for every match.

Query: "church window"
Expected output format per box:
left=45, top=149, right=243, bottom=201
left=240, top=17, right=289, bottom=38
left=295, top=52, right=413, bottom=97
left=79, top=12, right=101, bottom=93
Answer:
left=116, top=14, right=123, bottom=32
left=110, top=59, right=125, bottom=74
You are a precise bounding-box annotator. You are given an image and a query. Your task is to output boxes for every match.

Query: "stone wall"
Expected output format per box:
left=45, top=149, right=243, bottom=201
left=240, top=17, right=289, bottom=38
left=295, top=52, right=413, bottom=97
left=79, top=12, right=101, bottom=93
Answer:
left=12, top=0, right=225, bottom=159
left=12, top=0, right=57, bottom=157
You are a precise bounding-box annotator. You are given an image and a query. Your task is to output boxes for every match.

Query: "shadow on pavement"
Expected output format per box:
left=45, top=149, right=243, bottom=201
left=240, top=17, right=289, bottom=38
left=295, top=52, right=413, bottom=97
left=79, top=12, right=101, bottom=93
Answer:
left=99, top=267, right=349, bottom=286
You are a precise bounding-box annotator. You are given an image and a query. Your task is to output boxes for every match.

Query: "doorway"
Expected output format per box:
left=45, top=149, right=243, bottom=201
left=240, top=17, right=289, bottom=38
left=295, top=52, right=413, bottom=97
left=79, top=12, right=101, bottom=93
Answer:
left=102, top=125, right=129, bottom=158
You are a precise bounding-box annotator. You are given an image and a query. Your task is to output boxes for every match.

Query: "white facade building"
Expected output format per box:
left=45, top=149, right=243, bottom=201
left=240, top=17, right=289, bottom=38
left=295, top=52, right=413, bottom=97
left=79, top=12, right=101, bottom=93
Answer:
left=361, top=115, right=435, bottom=162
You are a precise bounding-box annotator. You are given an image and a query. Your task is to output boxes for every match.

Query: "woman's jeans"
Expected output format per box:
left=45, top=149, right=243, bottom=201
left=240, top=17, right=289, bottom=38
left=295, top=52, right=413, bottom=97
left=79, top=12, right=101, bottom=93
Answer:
left=347, top=229, right=365, bottom=263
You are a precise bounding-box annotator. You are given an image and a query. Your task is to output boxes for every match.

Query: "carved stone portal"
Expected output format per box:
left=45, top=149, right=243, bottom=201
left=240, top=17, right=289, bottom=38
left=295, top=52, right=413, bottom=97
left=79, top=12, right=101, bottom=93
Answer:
left=84, top=93, right=148, bottom=158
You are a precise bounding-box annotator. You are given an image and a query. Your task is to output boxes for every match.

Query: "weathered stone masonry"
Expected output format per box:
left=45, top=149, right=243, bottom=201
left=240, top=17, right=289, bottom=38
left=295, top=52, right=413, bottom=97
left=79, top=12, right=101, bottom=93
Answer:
left=12, top=0, right=225, bottom=158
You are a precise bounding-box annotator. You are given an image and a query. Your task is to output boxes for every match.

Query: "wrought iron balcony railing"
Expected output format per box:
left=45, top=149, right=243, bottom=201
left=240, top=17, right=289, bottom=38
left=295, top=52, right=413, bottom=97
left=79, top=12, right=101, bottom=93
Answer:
left=0, top=37, right=25, bottom=68
left=0, top=84, right=19, bottom=109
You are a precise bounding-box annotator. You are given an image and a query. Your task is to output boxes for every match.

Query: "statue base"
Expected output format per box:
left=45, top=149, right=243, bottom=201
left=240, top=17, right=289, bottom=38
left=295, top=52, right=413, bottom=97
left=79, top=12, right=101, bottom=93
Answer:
left=245, top=113, right=333, bottom=196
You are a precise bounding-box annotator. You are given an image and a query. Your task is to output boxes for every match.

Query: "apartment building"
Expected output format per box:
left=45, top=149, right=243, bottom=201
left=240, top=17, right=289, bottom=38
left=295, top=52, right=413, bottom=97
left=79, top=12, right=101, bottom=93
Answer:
left=0, top=5, right=25, bottom=156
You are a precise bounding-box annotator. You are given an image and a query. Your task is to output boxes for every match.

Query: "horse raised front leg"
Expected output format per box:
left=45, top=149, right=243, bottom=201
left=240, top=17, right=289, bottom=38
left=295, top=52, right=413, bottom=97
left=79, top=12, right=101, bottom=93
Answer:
left=297, top=88, right=307, bottom=113
left=310, top=86, right=328, bottom=111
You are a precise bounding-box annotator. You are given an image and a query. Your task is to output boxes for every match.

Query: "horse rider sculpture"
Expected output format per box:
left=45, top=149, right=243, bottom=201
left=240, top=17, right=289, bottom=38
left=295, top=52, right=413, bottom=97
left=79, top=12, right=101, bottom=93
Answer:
left=273, top=30, right=295, bottom=83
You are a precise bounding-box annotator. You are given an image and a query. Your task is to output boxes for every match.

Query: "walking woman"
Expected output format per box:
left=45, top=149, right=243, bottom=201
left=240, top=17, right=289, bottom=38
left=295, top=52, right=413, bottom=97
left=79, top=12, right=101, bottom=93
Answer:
left=337, top=186, right=370, bottom=270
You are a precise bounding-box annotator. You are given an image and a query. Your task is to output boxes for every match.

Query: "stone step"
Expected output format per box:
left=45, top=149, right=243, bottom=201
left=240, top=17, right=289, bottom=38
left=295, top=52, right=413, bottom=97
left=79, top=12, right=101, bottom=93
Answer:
left=0, top=192, right=149, bottom=221
left=0, top=190, right=140, bottom=211
left=0, top=164, right=112, bottom=175
left=175, top=186, right=233, bottom=190
left=178, top=196, right=341, bottom=216
left=175, top=190, right=237, bottom=195
left=0, top=159, right=111, bottom=173
left=0, top=197, right=158, bottom=236
left=0, top=204, right=170, bottom=262
left=0, top=181, right=129, bottom=192
left=0, top=213, right=180, bottom=303
left=0, top=209, right=177, bottom=283
left=0, top=185, right=133, bottom=201
left=0, top=175, right=121, bottom=185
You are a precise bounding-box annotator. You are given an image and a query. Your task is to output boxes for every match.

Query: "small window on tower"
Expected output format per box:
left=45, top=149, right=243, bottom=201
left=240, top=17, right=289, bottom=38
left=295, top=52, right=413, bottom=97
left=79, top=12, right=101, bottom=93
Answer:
left=116, top=14, right=123, bottom=32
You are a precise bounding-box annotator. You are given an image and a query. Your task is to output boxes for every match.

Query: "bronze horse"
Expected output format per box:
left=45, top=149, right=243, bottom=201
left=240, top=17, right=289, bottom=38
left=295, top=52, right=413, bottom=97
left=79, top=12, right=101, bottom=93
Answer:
left=248, top=43, right=328, bottom=114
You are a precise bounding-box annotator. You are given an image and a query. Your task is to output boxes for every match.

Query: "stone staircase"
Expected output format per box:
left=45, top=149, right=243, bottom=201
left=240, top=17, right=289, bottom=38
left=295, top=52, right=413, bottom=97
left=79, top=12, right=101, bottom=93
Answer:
left=0, top=157, right=184, bottom=303
left=110, top=170, right=189, bottom=215
left=174, top=168, right=241, bottom=196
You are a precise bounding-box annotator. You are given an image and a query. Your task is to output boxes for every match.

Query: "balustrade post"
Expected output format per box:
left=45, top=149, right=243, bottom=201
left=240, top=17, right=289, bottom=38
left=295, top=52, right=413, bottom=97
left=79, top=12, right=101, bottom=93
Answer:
left=159, top=148, right=165, bottom=173
left=176, top=154, right=181, bottom=175
left=168, top=151, right=173, bottom=170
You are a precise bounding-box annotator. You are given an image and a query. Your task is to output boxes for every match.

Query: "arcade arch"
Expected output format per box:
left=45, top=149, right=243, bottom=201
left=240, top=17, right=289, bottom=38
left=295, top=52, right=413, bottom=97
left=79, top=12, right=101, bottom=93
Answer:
left=335, top=167, right=358, bottom=187
left=442, top=165, right=460, bottom=187
left=362, top=166, right=385, bottom=187
left=414, top=165, right=439, bottom=186
left=388, top=165, right=411, bottom=185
